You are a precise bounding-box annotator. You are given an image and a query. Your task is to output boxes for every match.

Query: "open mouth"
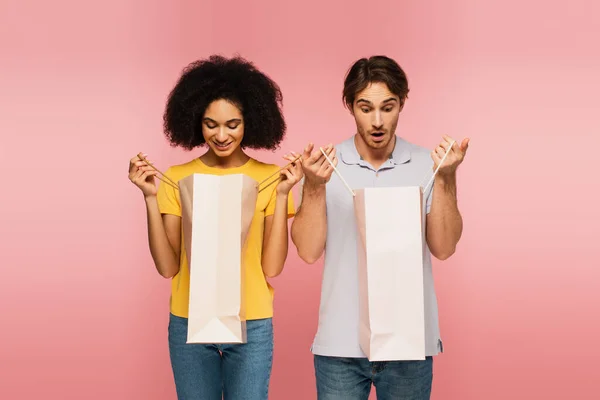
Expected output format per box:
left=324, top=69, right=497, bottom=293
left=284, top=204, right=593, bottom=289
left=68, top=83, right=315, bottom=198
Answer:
left=213, top=141, right=233, bottom=150
left=371, top=132, right=386, bottom=141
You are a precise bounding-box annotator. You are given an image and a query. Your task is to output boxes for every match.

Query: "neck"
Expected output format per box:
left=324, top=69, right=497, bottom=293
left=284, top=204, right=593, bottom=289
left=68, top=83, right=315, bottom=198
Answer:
left=354, top=134, right=396, bottom=169
left=200, top=148, right=250, bottom=169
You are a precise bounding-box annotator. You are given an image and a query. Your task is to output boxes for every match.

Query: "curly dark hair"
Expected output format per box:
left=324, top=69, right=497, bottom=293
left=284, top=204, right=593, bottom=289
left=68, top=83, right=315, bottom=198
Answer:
left=163, top=55, right=286, bottom=151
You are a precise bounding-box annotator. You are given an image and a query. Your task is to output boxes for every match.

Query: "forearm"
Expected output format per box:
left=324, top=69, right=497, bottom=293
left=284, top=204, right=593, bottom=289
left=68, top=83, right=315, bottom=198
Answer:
left=144, top=196, right=180, bottom=278
left=291, top=183, right=327, bottom=264
left=426, top=174, right=463, bottom=260
left=261, top=193, right=290, bottom=278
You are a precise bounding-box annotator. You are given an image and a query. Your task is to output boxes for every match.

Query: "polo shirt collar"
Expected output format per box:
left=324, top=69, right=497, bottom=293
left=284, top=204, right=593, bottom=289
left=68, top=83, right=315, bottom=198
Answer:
left=340, top=135, right=411, bottom=166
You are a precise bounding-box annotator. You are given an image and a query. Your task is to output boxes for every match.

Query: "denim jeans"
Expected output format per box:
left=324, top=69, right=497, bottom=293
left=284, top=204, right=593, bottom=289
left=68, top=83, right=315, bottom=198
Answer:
left=168, top=313, right=273, bottom=400
left=314, top=354, right=433, bottom=400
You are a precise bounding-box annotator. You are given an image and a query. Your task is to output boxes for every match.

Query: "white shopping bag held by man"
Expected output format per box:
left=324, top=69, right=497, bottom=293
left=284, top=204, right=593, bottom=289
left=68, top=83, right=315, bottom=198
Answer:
left=320, top=141, right=454, bottom=361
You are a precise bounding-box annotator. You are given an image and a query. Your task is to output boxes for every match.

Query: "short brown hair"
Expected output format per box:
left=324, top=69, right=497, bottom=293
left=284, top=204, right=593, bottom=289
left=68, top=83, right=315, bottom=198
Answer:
left=342, top=56, right=409, bottom=110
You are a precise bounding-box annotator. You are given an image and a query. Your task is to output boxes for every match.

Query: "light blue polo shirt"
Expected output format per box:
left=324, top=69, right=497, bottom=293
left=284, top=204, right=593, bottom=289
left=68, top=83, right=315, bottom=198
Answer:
left=304, top=135, right=443, bottom=358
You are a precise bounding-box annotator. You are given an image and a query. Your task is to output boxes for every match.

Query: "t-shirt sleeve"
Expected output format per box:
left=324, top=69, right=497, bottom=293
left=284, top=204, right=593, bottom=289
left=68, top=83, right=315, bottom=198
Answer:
left=265, top=185, right=296, bottom=218
left=156, top=168, right=181, bottom=216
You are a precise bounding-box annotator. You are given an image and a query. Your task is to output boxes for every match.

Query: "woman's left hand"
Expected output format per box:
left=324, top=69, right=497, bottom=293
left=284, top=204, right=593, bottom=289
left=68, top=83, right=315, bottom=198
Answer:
left=276, top=151, right=304, bottom=195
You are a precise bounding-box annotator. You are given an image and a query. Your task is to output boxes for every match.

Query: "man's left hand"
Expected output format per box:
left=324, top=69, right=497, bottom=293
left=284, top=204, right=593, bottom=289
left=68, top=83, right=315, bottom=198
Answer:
left=431, top=135, right=470, bottom=177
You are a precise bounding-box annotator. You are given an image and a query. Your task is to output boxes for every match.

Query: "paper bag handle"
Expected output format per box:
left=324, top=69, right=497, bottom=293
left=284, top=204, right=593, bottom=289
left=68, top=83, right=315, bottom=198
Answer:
left=422, top=140, right=456, bottom=194
left=319, top=140, right=454, bottom=197
left=320, top=147, right=355, bottom=197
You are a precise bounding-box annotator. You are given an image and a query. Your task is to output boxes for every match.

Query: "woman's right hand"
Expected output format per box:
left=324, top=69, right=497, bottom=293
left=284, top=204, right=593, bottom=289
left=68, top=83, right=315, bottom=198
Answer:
left=128, top=154, right=159, bottom=197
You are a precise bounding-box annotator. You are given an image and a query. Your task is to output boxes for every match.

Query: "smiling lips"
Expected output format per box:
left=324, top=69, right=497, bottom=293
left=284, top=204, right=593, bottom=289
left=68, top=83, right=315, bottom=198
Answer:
left=213, top=141, right=233, bottom=151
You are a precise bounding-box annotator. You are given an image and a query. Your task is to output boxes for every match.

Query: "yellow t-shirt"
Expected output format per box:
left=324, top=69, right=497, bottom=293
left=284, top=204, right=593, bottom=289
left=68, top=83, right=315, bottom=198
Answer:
left=156, top=157, right=295, bottom=320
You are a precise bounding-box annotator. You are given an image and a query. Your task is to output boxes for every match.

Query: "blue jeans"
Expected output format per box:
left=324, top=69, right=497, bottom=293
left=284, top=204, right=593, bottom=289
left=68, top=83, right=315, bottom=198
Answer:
left=168, top=313, right=273, bottom=400
left=314, top=355, right=433, bottom=400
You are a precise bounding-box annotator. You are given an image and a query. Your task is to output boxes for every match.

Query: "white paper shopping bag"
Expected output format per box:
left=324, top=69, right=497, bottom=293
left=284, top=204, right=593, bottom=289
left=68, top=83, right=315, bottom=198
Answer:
left=318, top=141, right=456, bottom=362
left=178, top=173, right=258, bottom=344
left=354, top=186, right=427, bottom=361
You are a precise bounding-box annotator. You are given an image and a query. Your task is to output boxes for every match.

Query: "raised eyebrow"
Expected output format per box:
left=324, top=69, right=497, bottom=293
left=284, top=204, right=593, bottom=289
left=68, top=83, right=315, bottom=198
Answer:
left=356, top=99, right=372, bottom=105
left=382, top=98, right=398, bottom=104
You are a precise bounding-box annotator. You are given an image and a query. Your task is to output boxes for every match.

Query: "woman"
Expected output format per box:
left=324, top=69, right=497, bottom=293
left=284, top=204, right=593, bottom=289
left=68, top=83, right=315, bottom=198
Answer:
left=128, top=55, right=302, bottom=399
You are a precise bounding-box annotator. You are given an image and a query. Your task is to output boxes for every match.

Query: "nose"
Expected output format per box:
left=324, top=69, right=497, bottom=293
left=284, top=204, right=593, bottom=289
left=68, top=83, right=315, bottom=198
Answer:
left=215, top=127, right=228, bottom=142
left=372, top=110, right=383, bottom=129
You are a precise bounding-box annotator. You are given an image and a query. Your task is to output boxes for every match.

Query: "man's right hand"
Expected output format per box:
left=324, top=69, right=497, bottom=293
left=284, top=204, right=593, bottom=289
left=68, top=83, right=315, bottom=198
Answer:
left=297, top=142, right=337, bottom=187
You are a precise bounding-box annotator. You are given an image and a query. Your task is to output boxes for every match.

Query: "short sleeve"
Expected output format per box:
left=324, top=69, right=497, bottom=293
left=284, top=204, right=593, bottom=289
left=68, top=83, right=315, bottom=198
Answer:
left=265, top=185, right=296, bottom=218
left=156, top=168, right=181, bottom=216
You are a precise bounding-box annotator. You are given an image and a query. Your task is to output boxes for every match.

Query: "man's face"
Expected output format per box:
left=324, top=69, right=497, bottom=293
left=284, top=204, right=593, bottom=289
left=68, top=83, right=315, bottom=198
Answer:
left=352, top=82, right=402, bottom=150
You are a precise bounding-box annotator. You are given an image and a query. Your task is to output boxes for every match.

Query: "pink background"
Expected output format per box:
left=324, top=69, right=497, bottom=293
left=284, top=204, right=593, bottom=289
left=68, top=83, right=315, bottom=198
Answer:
left=1, top=0, right=599, bottom=399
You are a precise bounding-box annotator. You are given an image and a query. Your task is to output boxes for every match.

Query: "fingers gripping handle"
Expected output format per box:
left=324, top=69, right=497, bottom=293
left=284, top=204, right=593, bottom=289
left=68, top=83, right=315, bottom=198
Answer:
left=422, top=140, right=455, bottom=193
left=319, top=147, right=355, bottom=197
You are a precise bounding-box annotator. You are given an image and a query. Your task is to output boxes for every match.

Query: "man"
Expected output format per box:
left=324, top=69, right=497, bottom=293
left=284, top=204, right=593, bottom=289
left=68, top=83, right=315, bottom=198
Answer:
left=291, top=55, right=469, bottom=399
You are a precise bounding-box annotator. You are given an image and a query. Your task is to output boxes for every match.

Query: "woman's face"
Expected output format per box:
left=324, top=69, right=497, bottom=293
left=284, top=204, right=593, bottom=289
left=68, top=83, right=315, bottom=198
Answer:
left=202, top=99, right=244, bottom=157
